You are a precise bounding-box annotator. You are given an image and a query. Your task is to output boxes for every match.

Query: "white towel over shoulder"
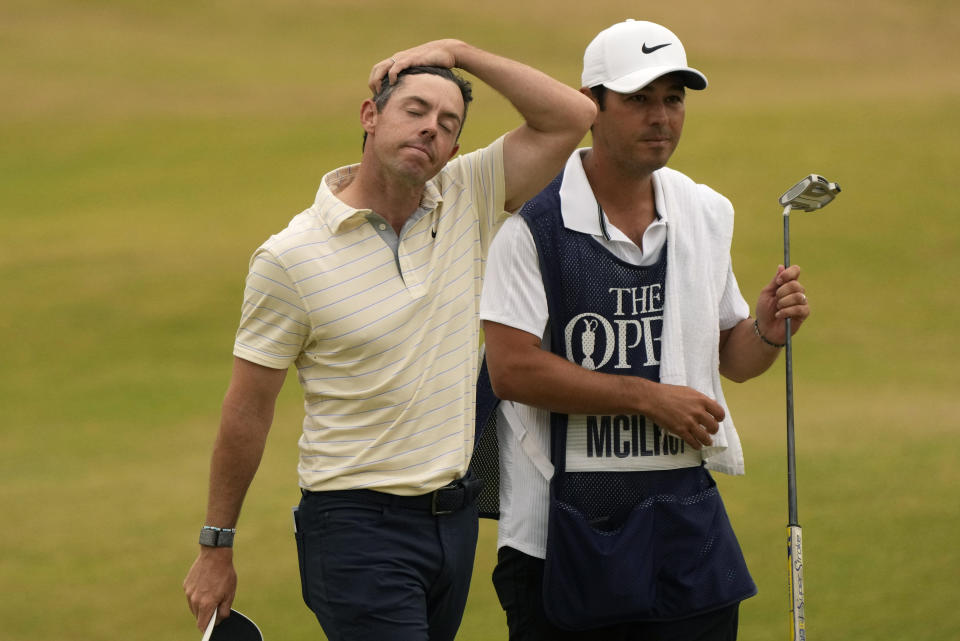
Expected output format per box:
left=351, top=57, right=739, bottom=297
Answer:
left=655, top=167, right=745, bottom=476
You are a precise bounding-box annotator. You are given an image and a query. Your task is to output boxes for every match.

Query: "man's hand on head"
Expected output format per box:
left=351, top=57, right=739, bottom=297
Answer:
left=368, top=39, right=465, bottom=92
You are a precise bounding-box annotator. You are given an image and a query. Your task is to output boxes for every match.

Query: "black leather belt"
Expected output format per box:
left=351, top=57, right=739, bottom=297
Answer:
left=302, top=472, right=484, bottom=516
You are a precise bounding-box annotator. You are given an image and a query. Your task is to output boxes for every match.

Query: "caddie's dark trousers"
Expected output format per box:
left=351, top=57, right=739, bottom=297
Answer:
left=294, top=475, right=481, bottom=641
left=492, top=546, right=741, bottom=641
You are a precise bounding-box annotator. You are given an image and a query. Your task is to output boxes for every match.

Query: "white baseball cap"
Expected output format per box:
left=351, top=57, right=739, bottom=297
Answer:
left=582, top=19, right=707, bottom=92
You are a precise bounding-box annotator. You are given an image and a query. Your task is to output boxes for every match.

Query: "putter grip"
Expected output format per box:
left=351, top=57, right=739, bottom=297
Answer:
left=788, top=525, right=806, bottom=640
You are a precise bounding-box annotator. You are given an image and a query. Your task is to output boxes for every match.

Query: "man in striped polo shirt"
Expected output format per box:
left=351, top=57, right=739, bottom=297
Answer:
left=184, top=39, right=596, bottom=640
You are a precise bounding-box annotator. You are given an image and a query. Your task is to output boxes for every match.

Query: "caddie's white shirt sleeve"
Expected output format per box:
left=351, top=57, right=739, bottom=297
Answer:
left=718, top=263, right=750, bottom=330
left=479, top=213, right=555, bottom=558
left=479, top=214, right=548, bottom=337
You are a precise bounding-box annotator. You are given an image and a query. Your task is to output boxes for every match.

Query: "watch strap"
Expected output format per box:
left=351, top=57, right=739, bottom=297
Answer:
left=198, top=525, right=236, bottom=547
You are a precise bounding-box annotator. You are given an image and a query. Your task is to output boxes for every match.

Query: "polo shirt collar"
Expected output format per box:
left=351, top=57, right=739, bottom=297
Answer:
left=557, top=149, right=669, bottom=235
left=315, top=164, right=443, bottom=232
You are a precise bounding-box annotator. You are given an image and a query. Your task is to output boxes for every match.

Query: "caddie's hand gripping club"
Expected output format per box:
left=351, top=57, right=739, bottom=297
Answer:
left=777, top=174, right=841, bottom=641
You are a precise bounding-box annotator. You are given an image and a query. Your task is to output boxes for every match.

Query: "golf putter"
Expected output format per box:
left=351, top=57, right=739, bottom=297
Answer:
left=778, top=173, right=840, bottom=641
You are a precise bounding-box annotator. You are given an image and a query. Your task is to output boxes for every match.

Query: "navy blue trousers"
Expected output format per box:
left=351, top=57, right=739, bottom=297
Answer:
left=493, top=546, right=741, bottom=641
left=295, top=489, right=479, bottom=641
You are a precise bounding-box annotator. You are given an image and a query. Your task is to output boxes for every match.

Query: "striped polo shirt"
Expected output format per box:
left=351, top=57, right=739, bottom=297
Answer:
left=234, top=136, right=506, bottom=494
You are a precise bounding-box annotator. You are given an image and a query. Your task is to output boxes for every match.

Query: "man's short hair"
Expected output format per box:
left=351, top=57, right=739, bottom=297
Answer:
left=362, top=66, right=473, bottom=150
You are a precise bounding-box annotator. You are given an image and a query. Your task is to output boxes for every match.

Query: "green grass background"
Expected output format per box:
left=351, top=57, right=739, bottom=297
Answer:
left=2, top=1, right=958, bottom=639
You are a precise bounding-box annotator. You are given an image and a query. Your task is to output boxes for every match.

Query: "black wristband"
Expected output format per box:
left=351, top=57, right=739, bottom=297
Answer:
left=754, top=318, right=785, bottom=348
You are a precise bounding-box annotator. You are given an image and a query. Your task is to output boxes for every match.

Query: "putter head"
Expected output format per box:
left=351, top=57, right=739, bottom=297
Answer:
left=203, top=609, right=263, bottom=641
left=779, top=174, right=841, bottom=211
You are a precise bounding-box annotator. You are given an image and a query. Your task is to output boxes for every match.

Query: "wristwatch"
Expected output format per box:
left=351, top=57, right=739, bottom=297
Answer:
left=198, top=525, right=236, bottom=548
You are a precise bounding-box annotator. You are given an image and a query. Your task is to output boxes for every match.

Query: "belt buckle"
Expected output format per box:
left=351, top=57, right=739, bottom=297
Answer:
left=430, top=485, right=457, bottom=516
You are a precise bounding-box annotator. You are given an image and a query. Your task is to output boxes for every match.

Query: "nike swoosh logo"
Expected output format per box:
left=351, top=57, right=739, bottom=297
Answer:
left=642, top=42, right=672, bottom=54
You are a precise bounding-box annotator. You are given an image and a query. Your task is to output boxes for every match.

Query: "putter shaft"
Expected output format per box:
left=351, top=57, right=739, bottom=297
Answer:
left=783, top=205, right=799, bottom=527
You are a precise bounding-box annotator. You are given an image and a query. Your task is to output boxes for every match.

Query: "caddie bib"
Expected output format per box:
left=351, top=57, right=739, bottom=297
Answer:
left=521, top=172, right=756, bottom=628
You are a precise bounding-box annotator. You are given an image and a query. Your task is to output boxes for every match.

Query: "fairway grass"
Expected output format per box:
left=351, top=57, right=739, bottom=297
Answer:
left=2, top=1, right=958, bottom=640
